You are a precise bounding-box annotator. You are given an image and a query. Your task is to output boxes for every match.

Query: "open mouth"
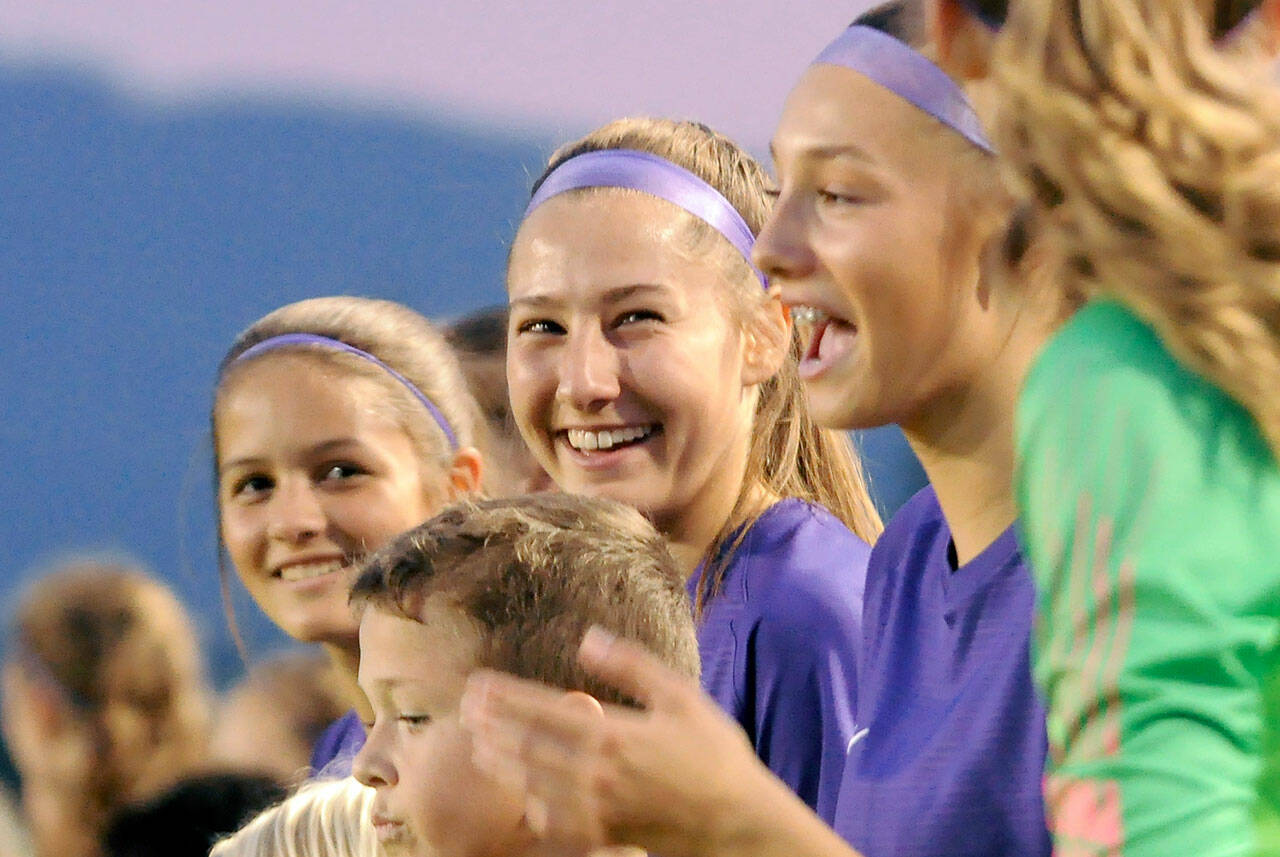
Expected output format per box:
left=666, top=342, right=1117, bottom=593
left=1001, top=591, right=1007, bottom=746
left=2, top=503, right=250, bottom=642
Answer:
left=563, top=424, right=659, bottom=453
left=792, top=305, right=857, bottom=379
left=273, top=559, right=350, bottom=583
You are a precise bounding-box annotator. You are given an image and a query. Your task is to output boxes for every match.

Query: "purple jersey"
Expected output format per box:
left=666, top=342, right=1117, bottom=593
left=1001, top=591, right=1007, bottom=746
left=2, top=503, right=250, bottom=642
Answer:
left=833, top=487, right=1050, bottom=857
left=688, top=498, right=870, bottom=823
left=310, top=709, right=365, bottom=779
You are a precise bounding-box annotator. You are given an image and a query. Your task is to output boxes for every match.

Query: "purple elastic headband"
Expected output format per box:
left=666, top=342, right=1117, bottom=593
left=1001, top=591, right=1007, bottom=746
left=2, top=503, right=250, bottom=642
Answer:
left=232, top=333, right=459, bottom=450
left=814, top=25, right=995, bottom=154
left=524, top=149, right=768, bottom=288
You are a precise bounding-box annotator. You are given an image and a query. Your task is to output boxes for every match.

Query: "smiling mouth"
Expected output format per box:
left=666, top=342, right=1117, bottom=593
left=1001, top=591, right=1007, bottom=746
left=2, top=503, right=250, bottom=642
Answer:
left=563, top=424, right=659, bottom=453
left=274, top=559, right=350, bottom=583
left=792, top=305, right=858, bottom=378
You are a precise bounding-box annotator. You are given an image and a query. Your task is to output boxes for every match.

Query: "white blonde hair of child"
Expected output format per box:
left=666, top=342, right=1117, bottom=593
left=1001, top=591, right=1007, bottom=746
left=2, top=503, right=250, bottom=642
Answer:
left=209, top=778, right=378, bottom=857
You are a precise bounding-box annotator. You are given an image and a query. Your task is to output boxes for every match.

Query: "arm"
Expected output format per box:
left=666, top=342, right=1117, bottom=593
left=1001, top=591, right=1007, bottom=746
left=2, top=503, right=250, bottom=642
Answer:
left=462, top=628, right=864, bottom=857
left=1017, top=348, right=1269, bottom=857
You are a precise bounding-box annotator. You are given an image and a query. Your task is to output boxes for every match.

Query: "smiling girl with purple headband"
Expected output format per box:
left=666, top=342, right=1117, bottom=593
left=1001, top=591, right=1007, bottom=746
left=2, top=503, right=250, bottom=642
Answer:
left=460, top=6, right=1066, bottom=856
left=211, top=296, right=484, bottom=777
left=503, top=117, right=881, bottom=822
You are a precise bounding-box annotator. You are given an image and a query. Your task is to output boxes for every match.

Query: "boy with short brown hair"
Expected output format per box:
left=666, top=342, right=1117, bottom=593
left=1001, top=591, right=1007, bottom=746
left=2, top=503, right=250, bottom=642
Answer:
left=350, top=493, right=699, bottom=857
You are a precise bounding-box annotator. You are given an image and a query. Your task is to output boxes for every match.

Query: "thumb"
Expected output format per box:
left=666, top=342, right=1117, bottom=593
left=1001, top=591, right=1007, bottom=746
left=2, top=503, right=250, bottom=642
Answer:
left=577, top=626, right=691, bottom=712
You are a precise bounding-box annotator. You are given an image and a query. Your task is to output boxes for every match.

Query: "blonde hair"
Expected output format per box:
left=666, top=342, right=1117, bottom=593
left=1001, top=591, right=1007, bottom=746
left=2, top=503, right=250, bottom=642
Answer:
left=211, top=296, right=486, bottom=648
left=6, top=561, right=210, bottom=846
left=520, top=118, right=882, bottom=606
left=209, top=778, right=378, bottom=857
left=992, top=0, right=1280, bottom=456
left=215, top=296, right=482, bottom=469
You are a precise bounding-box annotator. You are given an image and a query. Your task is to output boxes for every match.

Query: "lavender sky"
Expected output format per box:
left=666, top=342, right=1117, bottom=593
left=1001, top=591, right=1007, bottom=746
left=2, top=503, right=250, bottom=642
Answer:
left=0, top=0, right=876, bottom=150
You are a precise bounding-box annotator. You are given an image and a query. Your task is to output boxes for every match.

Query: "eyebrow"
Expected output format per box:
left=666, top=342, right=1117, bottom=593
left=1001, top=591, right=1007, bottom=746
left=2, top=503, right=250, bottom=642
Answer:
left=769, top=141, right=877, bottom=165
left=509, top=282, right=675, bottom=311
left=219, top=437, right=367, bottom=474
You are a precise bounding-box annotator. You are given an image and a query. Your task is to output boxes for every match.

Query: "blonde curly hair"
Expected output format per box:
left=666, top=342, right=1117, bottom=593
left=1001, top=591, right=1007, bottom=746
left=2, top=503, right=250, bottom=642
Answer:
left=992, top=0, right=1280, bottom=456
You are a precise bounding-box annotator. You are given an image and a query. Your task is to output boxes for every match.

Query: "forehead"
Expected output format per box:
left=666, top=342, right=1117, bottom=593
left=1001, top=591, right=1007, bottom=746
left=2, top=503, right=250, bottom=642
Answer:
left=772, top=64, right=942, bottom=172
left=507, top=191, right=732, bottom=300
left=217, top=355, right=400, bottom=441
left=358, top=602, right=480, bottom=690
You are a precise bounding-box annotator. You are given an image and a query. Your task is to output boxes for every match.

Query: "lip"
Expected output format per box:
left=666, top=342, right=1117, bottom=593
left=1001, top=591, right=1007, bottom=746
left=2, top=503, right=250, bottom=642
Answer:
left=371, top=812, right=406, bottom=844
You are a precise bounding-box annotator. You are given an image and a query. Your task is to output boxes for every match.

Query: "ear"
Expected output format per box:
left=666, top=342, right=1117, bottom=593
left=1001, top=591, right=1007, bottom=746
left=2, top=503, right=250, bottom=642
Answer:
left=741, top=291, right=789, bottom=388
left=446, top=446, right=484, bottom=499
left=930, top=0, right=997, bottom=81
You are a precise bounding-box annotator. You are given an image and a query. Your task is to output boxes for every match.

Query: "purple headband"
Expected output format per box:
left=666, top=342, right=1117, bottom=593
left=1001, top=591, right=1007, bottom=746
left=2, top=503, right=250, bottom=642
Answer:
left=814, top=25, right=995, bottom=154
left=524, top=149, right=767, bottom=287
left=232, top=333, right=459, bottom=450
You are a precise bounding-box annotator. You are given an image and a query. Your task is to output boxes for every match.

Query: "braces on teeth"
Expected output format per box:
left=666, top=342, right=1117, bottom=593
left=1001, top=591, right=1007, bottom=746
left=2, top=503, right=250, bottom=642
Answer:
left=791, top=306, right=829, bottom=325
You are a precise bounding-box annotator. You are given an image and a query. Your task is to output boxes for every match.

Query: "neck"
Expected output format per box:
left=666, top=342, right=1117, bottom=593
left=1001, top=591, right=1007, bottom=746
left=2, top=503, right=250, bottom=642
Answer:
left=322, top=640, right=372, bottom=722
left=655, top=405, right=766, bottom=580
left=900, top=315, right=1050, bottom=566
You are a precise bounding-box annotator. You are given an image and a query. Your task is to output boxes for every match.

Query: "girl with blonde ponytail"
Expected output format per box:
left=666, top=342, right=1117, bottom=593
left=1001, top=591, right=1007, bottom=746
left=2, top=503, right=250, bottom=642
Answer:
left=930, top=0, right=1280, bottom=853
left=505, top=116, right=880, bottom=822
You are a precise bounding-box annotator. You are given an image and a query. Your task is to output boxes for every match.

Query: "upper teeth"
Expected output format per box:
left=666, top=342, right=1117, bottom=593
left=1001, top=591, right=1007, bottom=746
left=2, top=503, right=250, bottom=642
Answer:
left=791, top=306, right=830, bottom=325
left=279, top=560, right=346, bottom=582
left=566, top=426, right=652, bottom=451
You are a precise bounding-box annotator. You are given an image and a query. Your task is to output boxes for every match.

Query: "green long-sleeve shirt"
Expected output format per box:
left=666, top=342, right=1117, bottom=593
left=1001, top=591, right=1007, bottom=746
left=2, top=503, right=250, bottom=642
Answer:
left=1016, top=300, right=1280, bottom=857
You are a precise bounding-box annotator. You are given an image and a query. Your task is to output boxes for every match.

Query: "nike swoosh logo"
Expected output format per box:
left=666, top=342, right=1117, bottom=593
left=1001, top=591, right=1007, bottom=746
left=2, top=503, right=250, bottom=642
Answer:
left=847, top=727, right=869, bottom=755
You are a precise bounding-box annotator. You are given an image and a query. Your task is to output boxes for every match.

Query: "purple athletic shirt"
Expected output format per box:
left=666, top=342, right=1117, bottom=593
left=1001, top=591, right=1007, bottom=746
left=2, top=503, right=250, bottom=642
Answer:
left=833, top=486, right=1050, bottom=856
left=688, top=498, right=870, bottom=823
left=310, top=709, right=365, bottom=779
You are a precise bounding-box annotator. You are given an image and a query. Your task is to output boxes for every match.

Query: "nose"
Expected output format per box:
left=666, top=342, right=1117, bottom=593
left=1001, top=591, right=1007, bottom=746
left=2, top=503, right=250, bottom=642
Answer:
left=753, top=192, right=815, bottom=284
left=265, top=477, right=327, bottom=544
left=555, top=324, right=622, bottom=411
left=352, top=725, right=396, bottom=788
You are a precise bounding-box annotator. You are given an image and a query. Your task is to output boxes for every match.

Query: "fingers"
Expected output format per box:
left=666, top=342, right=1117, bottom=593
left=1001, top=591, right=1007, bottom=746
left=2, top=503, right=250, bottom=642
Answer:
left=577, top=626, right=696, bottom=712
left=461, top=672, right=610, bottom=852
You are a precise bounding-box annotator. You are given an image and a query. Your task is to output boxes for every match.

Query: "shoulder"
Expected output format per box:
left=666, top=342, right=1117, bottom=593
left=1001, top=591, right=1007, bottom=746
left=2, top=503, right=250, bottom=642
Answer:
left=729, top=499, right=870, bottom=639
left=1021, top=301, right=1259, bottom=460
left=1018, top=300, right=1277, bottom=513
left=867, top=485, right=948, bottom=571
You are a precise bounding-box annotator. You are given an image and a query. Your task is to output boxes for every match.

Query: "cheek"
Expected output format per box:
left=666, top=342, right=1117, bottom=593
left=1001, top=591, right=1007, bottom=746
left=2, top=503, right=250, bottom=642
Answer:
left=410, top=728, right=525, bottom=849
left=219, top=509, right=262, bottom=569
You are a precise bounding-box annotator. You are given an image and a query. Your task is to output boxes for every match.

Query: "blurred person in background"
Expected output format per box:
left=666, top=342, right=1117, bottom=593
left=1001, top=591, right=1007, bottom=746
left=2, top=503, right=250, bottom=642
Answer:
left=1, top=561, right=211, bottom=857
left=102, top=770, right=285, bottom=857
left=210, top=650, right=349, bottom=783
left=444, top=305, right=551, bottom=497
